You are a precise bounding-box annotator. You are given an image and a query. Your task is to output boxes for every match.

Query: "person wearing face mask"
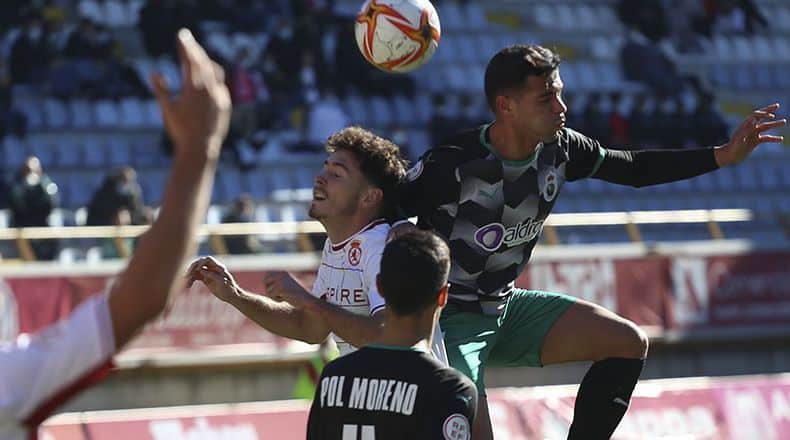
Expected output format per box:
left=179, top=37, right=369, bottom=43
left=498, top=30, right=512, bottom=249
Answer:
left=8, top=156, right=59, bottom=260
left=86, top=166, right=149, bottom=227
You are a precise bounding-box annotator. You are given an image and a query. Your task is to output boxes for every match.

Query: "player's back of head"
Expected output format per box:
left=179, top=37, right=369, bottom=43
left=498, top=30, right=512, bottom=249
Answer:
left=484, top=44, right=562, bottom=111
left=325, top=127, right=407, bottom=217
left=378, top=230, right=450, bottom=316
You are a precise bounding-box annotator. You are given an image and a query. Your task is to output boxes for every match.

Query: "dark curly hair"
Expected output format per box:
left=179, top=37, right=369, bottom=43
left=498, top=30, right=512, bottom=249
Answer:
left=325, top=126, right=408, bottom=217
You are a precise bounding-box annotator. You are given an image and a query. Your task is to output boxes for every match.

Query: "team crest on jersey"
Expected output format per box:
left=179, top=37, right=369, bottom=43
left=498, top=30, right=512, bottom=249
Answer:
left=348, top=240, right=363, bottom=266
left=538, top=166, right=560, bottom=202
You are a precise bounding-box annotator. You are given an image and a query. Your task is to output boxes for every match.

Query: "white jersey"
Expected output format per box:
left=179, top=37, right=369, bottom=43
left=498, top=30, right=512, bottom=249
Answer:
left=312, top=219, right=389, bottom=355
left=0, top=294, right=115, bottom=440
left=310, top=219, right=448, bottom=364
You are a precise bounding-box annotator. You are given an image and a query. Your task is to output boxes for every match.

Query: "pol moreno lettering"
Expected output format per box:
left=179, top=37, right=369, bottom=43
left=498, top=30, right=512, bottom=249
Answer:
left=319, top=375, right=419, bottom=416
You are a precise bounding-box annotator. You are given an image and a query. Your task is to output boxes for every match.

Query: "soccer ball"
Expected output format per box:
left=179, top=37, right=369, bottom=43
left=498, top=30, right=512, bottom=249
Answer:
left=354, top=0, right=441, bottom=73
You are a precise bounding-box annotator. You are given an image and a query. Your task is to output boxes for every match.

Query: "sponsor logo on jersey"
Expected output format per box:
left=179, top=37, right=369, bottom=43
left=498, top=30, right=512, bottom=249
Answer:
left=474, top=218, right=544, bottom=251
left=348, top=240, right=363, bottom=266
left=442, top=413, right=470, bottom=440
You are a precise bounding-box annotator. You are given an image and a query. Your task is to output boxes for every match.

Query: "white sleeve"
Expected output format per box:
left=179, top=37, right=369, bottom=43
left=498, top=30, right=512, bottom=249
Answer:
left=363, top=243, right=386, bottom=316
left=0, top=294, right=115, bottom=422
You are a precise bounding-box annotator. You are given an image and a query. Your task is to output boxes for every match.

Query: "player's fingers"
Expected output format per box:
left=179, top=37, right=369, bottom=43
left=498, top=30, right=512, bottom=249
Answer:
left=212, top=61, right=225, bottom=85
left=150, top=73, right=173, bottom=117
left=753, top=110, right=775, bottom=120
left=756, top=119, right=787, bottom=131
left=758, top=134, right=784, bottom=143
left=756, top=103, right=780, bottom=114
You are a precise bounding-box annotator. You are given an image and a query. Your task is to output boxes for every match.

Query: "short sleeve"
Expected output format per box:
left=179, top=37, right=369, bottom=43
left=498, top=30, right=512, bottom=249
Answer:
left=429, top=373, right=478, bottom=439
left=0, top=294, right=115, bottom=422
left=563, top=128, right=607, bottom=182
left=363, top=239, right=386, bottom=316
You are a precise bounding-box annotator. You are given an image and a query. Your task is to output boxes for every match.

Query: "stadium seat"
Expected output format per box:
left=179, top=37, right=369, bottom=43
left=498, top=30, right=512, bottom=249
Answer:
left=143, top=100, right=163, bottom=128
left=463, top=2, right=488, bottom=31
left=437, top=1, right=463, bottom=32
left=139, top=169, right=168, bottom=204
left=242, top=169, right=271, bottom=199
left=103, top=0, right=128, bottom=28
left=576, top=4, right=597, bottom=30
left=206, top=32, right=235, bottom=61
left=118, top=98, right=146, bottom=128
left=534, top=4, right=555, bottom=29
left=218, top=169, right=245, bottom=201
left=94, top=100, right=121, bottom=128
left=78, top=0, right=103, bottom=23
left=14, top=96, right=44, bottom=130
left=0, top=210, right=8, bottom=228
left=368, top=96, right=393, bottom=127
left=43, top=98, right=69, bottom=129
left=127, top=0, right=145, bottom=27
left=2, top=136, right=29, bottom=170
left=254, top=204, right=277, bottom=222
left=107, top=138, right=132, bottom=167
left=343, top=95, right=369, bottom=126
left=27, top=137, right=57, bottom=169
left=82, top=136, right=107, bottom=168
left=391, top=94, right=417, bottom=126
left=69, top=99, right=95, bottom=129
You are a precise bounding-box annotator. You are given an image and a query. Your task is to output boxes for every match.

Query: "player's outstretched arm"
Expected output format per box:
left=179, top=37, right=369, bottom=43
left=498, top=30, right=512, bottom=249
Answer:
left=187, top=258, right=331, bottom=344
left=572, top=104, right=786, bottom=187
left=108, top=29, right=230, bottom=349
left=263, top=270, right=386, bottom=348
left=714, top=103, right=786, bottom=166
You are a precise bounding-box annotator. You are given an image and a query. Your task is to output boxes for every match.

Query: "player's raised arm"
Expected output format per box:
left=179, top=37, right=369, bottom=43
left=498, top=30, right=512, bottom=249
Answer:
left=567, top=104, right=786, bottom=188
left=188, top=258, right=331, bottom=344
left=108, top=29, right=230, bottom=349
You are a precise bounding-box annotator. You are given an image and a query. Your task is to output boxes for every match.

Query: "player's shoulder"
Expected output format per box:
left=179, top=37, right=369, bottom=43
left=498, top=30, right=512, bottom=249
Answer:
left=421, top=126, right=489, bottom=165
left=557, top=127, right=600, bottom=149
left=353, top=219, right=389, bottom=254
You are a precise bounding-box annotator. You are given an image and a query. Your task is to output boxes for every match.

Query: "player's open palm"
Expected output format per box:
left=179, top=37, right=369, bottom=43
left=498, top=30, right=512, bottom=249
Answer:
left=187, top=256, right=239, bottom=303
left=717, top=103, right=786, bottom=166
left=150, top=28, right=231, bottom=159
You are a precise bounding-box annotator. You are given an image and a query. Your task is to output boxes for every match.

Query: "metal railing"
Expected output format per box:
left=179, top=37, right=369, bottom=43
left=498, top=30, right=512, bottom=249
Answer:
left=0, top=209, right=754, bottom=261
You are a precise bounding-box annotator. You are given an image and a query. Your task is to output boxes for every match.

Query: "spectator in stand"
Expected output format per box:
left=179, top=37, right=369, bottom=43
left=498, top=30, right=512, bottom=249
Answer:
left=221, top=194, right=260, bottom=254
left=87, top=167, right=149, bottom=227
left=702, top=0, right=768, bottom=35
left=305, top=87, right=348, bottom=152
left=230, top=46, right=268, bottom=139
left=608, top=92, right=631, bottom=148
left=692, top=94, right=730, bottom=147
left=617, top=0, right=669, bottom=43
left=8, top=156, right=59, bottom=260
left=9, top=15, right=52, bottom=85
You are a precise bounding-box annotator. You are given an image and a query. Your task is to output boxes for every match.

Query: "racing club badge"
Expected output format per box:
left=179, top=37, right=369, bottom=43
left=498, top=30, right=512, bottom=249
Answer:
left=348, top=240, right=363, bottom=266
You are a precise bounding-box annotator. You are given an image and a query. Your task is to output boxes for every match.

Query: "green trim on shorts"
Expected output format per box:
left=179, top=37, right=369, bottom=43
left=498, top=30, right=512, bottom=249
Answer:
left=439, top=289, right=577, bottom=394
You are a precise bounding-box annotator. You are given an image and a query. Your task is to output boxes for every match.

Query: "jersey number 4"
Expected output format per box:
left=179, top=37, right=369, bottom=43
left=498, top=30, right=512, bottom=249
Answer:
left=342, top=424, right=375, bottom=440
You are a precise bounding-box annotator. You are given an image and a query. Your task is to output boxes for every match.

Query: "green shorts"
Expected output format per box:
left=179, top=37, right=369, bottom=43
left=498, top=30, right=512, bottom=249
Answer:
left=439, top=289, right=576, bottom=395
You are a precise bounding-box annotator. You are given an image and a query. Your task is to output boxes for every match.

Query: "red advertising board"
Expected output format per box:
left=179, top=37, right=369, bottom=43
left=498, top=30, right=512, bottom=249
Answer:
left=3, top=251, right=789, bottom=356
left=41, top=375, right=790, bottom=440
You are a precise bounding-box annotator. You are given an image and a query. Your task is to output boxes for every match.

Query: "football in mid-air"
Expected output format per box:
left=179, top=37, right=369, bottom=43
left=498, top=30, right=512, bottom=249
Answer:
left=355, top=0, right=441, bottom=73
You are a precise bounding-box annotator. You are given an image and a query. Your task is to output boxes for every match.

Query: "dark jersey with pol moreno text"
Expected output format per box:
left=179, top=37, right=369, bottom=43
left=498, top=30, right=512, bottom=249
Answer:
left=307, top=345, right=477, bottom=440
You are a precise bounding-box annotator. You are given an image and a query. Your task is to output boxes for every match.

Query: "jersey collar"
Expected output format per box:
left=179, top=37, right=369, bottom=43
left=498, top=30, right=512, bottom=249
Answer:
left=330, top=218, right=387, bottom=252
left=479, top=123, right=543, bottom=167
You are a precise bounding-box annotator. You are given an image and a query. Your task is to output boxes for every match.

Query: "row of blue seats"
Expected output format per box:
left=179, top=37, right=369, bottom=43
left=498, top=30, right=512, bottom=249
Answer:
left=710, top=64, right=790, bottom=91
left=13, top=98, right=163, bottom=131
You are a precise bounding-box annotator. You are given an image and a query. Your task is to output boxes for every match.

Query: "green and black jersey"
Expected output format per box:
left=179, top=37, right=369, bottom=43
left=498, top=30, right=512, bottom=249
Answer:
left=399, top=125, right=719, bottom=314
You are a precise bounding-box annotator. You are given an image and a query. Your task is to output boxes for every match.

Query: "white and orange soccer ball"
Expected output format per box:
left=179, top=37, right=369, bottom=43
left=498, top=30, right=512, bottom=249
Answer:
left=354, top=0, right=441, bottom=73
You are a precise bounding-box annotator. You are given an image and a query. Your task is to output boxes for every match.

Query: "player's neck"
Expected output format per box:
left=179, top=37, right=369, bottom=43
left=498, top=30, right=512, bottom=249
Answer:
left=322, top=214, right=382, bottom=245
left=373, top=315, right=435, bottom=351
left=488, top=120, right=541, bottom=161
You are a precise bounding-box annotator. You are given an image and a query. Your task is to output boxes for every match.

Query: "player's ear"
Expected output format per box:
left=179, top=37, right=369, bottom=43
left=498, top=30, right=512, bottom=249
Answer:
left=362, top=186, right=383, bottom=209
left=437, top=284, right=449, bottom=307
left=495, top=95, right=513, bottom=117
